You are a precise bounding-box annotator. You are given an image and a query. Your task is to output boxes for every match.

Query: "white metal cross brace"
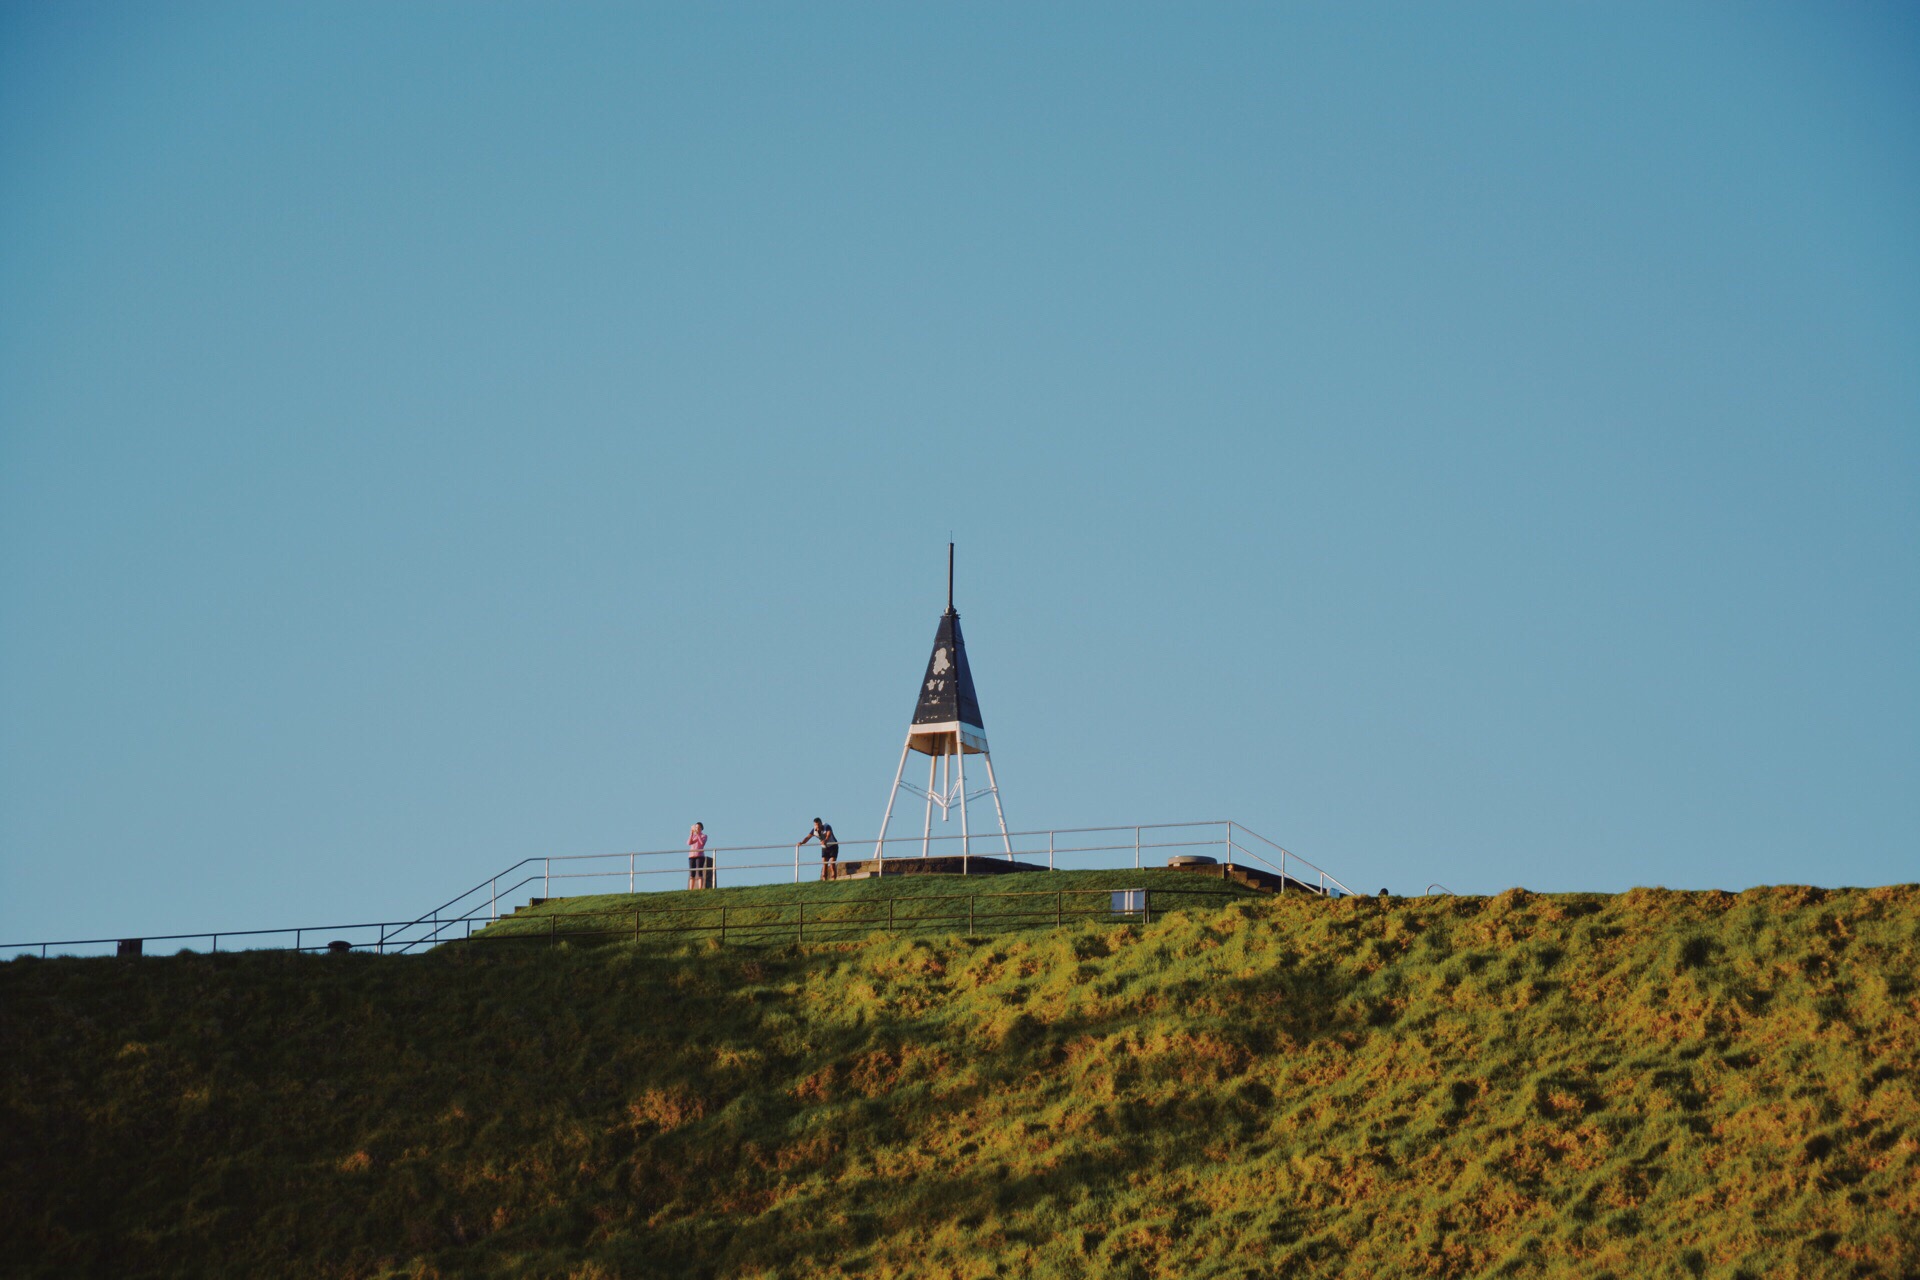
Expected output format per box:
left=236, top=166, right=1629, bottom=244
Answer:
left=896, top=775, right=965, bottom=815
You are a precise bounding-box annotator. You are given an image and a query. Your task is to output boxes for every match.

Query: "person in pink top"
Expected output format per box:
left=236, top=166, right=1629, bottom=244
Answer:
left=687, top=822, right=712, bottom=890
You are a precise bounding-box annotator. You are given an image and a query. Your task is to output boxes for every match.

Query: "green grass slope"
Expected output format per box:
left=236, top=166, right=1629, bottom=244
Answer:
left=3, top=883, right=1916, bottom=1279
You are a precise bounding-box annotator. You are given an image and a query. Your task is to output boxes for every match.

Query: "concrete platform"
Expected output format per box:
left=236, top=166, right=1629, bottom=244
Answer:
left=1164, top=859, right=1332, bottom=895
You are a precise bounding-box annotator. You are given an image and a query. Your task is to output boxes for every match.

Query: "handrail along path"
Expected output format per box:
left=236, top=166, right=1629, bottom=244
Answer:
left=2, top=819, right=1355, bottom=959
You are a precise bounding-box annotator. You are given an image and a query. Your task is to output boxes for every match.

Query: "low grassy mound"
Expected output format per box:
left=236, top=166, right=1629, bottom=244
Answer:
left=3, top=884, right=1916, bottom=1279
left=478, top=867, right=1265, bottom=946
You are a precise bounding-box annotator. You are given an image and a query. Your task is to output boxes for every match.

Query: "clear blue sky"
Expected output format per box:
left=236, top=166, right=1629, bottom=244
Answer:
left=3, top=4, right=1916, bottom=944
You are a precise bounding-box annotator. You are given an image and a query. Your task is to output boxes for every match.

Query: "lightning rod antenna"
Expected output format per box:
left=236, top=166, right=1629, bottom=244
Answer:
left=947, top=542, right=954, bottom=613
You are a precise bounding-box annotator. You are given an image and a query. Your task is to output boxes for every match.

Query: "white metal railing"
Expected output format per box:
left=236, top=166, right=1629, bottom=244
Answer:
left=0, top=820, right=1355, bottom=959
left=0, top=917, right=503, bottom=961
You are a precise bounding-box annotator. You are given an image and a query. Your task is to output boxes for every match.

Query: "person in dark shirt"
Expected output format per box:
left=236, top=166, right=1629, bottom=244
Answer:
left=798, top=818, right=840, bottom=881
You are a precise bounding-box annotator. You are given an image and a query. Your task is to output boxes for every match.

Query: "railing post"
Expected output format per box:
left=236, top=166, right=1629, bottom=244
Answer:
left=1057, top=890, right=1063, bottom=927
left=1048, top=829, right=1054, bottom=871
left=629, top=852, right=635, bottom=894
left=295, top=928, right=301, bottom=953
left=490, top=877, right=497, bottom=921
left=888, top=898, right=895, bottom=932
left=720, top=906, right=727, bottom=946
left=1144, top=890, right=1151, bottom=926
left=797, top=901, right=805, bottom=945
left=212, top=934, right=219, bottom=954
left=968, top=896, right=975, bottom=937
left=793, top=842, right=799, bottom=884
left=1134, top=827, right=1140, bottom=869
left=544, top=858, right=550, bottom=899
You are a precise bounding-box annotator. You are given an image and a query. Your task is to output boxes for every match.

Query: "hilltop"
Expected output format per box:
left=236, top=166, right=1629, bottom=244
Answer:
left=2, top=881, right=1916, bottom=1278
left=474, top=867, right=1267, bottom=946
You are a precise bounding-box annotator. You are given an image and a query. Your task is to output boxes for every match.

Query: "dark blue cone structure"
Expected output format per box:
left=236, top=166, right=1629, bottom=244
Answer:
left=909, top=607, right=986, bottom=756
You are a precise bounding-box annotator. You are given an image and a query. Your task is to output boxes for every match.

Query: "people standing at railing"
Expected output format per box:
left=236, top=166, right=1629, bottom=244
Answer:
left=687, top=822, right=713, bottom=890
left=798, top=818, right=839, bottom=881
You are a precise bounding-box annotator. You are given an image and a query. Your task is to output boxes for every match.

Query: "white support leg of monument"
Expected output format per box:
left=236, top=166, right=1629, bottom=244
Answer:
left=922, top=751, right=936, bottom=856
left=956, top=731, right=970, bottom=868
left=873, top=738, right=914, bottom=868
left=981, top=751, right=1012, bottom=857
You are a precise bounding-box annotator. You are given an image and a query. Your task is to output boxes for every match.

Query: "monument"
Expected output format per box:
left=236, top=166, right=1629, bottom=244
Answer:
left=871, top=545, right=1013, bottom=863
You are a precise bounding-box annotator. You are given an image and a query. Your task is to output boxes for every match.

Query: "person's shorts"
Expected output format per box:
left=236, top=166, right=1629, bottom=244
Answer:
left=821, top=845, right=839, bottom=862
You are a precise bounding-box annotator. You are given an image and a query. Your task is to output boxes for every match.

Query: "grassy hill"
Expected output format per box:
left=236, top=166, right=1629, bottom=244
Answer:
left=2, top=880, right=1916, bottom=1279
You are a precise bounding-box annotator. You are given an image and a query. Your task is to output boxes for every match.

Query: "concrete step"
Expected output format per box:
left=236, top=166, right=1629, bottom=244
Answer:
left=1165, top=859, right=1328, bottom=896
